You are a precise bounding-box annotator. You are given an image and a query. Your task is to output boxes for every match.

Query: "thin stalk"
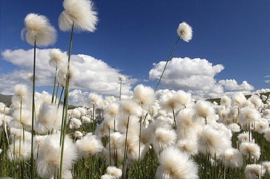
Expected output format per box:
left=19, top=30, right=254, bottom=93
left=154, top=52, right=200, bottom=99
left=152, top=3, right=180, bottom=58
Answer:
left=122, top=115, right=130, bottom=179
left=172, top=108, right=177, bottom=130
left=154, top=37, right=180, bottom=91
left=54, top=83, right=60, bottom=104
left=60, top=22, right=74, bottom=179
left=51, top=67, right=57, bottom=103
left=119, top=80, right=122, bottom=101
left=58, top=87, right=64, bottom=109
left=30, top=39, right=37, bottom=179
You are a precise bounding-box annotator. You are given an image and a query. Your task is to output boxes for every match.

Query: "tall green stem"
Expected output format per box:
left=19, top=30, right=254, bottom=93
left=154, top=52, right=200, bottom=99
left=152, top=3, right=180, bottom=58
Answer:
left=122, top=115, right=130, bottom=179
left=30, top=39, right=36, bottom=179
left=51, top=67, right=57, bottom=103
left=154, top=37, right=180, bottom=91
left=60, top=22, right=74, bottom=179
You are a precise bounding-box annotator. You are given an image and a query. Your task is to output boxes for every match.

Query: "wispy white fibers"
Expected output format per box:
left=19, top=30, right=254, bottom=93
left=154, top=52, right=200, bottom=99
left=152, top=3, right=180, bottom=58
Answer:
left=69, top=117, right=82, bottom=129
left=76, top=133, right=104, bottom=158
left=176, top=139, right=198, bottom=156
left=21, top=13, right=56, bottom=47
left=264, top=128, right=270, bottom=142
left=105, top=166, right=122, bottom=179
left=238, top=106, right=261, bottom=125
left=10, top=128, right=32, bottom=142
left=249, top=95, right=263, bottom=109
left=262, top=161, right=270, bottom=175
left=239, top=142, right=261, bottom=161
left=244, top=164, right=265, bottom=179
left=194, top=100, right=215, bottom=124
left=177, top=22, right=193, bottom=42
left=11, top=84, right=31, bottom=109
left=133, top=84, right=155, bottom=108
left=238, top=131, right=254, bottom=143
left=7, top=140, right=31, bottom=161
left=88, top=92, right=103, bottom=108
left=254, top=118, right=269, bottom=134
left=35, top=103, right=63, bottom=134
left=228, top=123, right=241, bottom=133
left=160, top=90, right=190, bottom=112
left=57, top=63, right=78, bottom=87
left=223, top=148, right=243, bottom=168
left=232, top=92, right=247, bottom=106
left=220, top=95, right=231, bottom=108
left=156, top=146, right=198, bottom=179
left=11, top=108, right=32, bottom=129
left=152, top=127, right=177, bottom=154
left=59, top=0, right=98, bottom=32
left=36, top=134, right=77, bottom=178
left=49, top=48, right=68, bottom=68
left=119, top=100, right=142, bottom=117
left=198, top=125, right=231, bottom=158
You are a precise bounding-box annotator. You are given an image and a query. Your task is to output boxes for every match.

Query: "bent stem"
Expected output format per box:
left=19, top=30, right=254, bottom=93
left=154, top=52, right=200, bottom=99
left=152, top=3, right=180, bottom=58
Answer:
left=154, top=37, right=180, bottom=92
left=59, top=22, right=74, bottom=179
left=30, top=39, right=37, bottom=179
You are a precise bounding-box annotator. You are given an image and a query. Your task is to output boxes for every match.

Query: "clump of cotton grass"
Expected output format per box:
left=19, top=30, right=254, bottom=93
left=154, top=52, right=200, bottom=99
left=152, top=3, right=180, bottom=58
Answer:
left=239, top=142, right=261, bottom=162
left=11, top=108, right=32, bottom=130
left=59, top=0, right=98, bottom=32
left=151, top=127, right=177, bottom=154
left=36, top=134, right=77, bottom=178
left=133, top=84, right=155, bottom=109
left=176, top=139, right=198, bottom=156
left=104, top=132, right=123, bottom=165
left=244, top=164, right=265, bottom=179
left=156, top=146, right=198, bottom=179
left=101, top=166, right=122, bottom=179
left=11, top=84, right=31, bottom=109
left=194, top=100, right=215, bottom=124
left=177, top=21, right=193, bottom=42
left=220, top=95, right=231, bottom=108
left=69, top=117, right=82, bottom=129
left=57, top=63, right=78, bottom=88
left=228, top=123, right=241, bottom=133
left=232, top=92, right=247, bottom=106
left=238, top=131, right=254, bottom=143
left=262, top=161, right=270, bottom=175
left=238, top=106, right=261, bottom=125
left=7, top=140, right=31, bottom=161
left=76, top=133, right=103, bottom=158
left=35, top=103, right=63, bottom=134
left=74, top=131, right=83, bottom=139
left=223, top=148, right=243, bottom=169
left=249, top=95, right=263, bottom=110
left=119, top=100, right=142, bottom=117
left=21, top=13, right=56, bottom=46
left=254, top=118, right=269, bottom=134
left=198, top=125, right=231, bottom=158
left=9, top=128, right=32, bottom=142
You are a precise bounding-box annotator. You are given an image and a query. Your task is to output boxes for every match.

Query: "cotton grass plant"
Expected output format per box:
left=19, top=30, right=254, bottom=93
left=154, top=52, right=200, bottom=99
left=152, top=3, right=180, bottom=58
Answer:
left=3, top=2, right=270, bottom=179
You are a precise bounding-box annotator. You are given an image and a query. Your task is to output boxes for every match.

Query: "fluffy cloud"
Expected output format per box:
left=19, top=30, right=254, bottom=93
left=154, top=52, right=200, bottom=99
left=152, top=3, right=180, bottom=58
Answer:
left=218, top=79, right=254, bottom=91
left=149, top=57, right=254, bottom=98
left=1, top=49, right=135, bottom=96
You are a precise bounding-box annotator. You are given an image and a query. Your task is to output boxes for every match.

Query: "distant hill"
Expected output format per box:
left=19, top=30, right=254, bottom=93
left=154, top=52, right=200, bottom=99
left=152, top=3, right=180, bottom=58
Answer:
left=0, top=94, right=12, bottom=106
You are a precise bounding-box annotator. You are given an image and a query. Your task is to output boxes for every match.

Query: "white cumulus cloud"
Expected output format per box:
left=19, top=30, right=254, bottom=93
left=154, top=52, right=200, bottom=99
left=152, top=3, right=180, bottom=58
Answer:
left=1, top=48, right=136, bottom=96
left=149, top=57, right=254, bottom=98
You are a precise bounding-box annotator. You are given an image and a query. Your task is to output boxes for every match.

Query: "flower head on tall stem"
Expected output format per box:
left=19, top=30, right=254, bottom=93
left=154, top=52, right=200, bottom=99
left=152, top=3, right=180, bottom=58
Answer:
left=177, top=22, right=193, bottom=42
left=59, top=0, right=98, bottom=32
left=21, top=13, right=56, bottom=47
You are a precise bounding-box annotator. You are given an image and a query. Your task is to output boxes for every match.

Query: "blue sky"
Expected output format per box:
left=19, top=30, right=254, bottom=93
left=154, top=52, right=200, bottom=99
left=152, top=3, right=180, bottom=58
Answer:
left=1, top=0, right=270, bottom=102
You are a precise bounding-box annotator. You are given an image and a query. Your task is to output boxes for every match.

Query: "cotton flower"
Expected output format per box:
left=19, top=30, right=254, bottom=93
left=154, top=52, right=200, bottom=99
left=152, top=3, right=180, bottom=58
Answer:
left=59, top=0, right=98, bottom=32
left=220, top=95, right=231, bottom=108
left=156, top=146, right=198, bottom=179
left=254, top=118, right=269, bottom=134
left=57, top=63, right=78, bottom=87
left=249, top=95, right=263, bottom=109
left=244, top=164, right=265, bottom=179
left=228, top=123, right=241, bottom=133
left=7, top=140, right=31, bottom=161
left=36, top=134, right=77, bottom=178
left=35, top=103, right=63, bottom=134
left=264, top=128, right=270, bottom=142
left=74, top=131, right=83, bottom=139
left=69, top=117, right=82, bottom=129
left=21, top=13, right=56, bottom=47
left=119, top=75, right=126, bottom=82
left=152, top=127, right=177, bottom=154
left=119, top=100, right=142, bottom=117
left=177, top=22, right=193, bottom=42
left=133, top=84, right=155, bottom=108
left=238, top=106, right=261, bottom=125
left=239, top=142, right=261, bottom=160
left=104, top=166, right=122, bottom=179
left=262, top=161, right=270, bottom=175
left=12, top=84, right=31, bottom=107
left=198, top=125, right=231, bottom=158
left=238, top=132, right=254, bottom=143
left=223, top=148, right=243, bottom=168
left=176, top=139, right=198, bottom=156
left=232, top=92, right=247, bottom=106
left=76, top=133, right=104, bottom=158
left=49, top=49, right=68, bottom=68
left=12, top=108, right=32, bottom=129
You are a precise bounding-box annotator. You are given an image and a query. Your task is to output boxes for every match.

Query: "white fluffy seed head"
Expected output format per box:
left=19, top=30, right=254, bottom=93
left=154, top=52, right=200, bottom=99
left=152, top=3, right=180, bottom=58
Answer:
left=156, top=146, right=198, bottom=179
left=195, top=100, right=215, bottom=118
left=106, top=166, right=122, bottom=178
left=238, top=106, right=261, bottom=125
left=21, top=13, right=56, bottom=47
left=244, top=164, right=265, bottom=179
left=59, top=0, right=98, bottom=32
left=133, top=84, right=155, bottom=108
left=177, top=22, right=193, bottom=42
left=239, top=142, right=261, bottom=160
left=223, top=148, right=243, bottom=168
left=49, top=49, right=67, bottom=68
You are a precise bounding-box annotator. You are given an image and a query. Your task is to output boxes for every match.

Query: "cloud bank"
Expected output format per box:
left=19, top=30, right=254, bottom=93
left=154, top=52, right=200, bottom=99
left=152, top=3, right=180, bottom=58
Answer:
left=149, top=57, right=254, bottom=98
left=1, top=49, right=135, bottom=97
